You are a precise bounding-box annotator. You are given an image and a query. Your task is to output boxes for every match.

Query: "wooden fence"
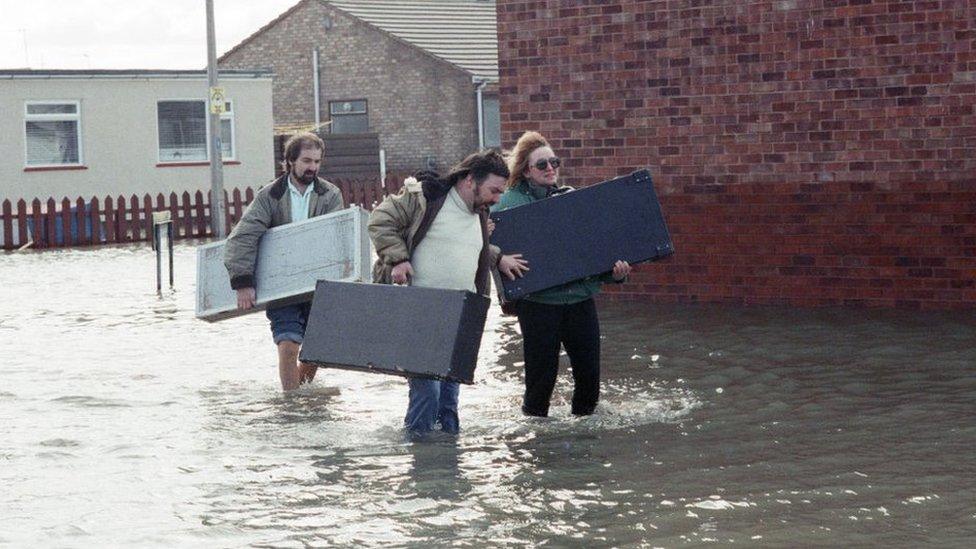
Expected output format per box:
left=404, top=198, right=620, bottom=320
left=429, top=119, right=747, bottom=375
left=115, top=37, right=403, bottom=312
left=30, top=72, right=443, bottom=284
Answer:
left=1, top=175, right=405, bottom=251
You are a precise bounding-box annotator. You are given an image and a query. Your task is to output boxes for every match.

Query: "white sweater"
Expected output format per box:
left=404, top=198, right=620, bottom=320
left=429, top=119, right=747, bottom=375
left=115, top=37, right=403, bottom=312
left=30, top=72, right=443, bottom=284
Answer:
left=410, top=187, right=481, bottom=292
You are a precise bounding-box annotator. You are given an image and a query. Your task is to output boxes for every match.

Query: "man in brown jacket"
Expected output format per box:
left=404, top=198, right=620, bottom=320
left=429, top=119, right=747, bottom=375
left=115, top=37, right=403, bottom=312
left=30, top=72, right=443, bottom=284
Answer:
left=368, top=149, right=527, bottom=435
left=224, top=133, right=345, bottom=391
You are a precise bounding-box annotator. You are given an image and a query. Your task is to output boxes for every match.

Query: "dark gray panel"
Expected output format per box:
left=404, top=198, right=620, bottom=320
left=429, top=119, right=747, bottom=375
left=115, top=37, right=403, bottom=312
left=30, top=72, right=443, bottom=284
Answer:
left=489, top=169, right=673, bottom=301
left=299, top=281, right=490, bottom=384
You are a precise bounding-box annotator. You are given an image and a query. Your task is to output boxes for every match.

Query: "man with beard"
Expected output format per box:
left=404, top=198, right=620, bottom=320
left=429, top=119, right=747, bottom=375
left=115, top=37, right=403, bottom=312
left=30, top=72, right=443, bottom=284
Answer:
left=369, top=149, right=528, bottom=435
left=224, top=132, right=345, bottom=391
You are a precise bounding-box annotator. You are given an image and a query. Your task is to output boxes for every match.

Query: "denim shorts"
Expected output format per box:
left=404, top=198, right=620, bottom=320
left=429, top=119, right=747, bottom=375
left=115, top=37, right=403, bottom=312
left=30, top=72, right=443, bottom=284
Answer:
left=265, top=302, right=312, bottom=345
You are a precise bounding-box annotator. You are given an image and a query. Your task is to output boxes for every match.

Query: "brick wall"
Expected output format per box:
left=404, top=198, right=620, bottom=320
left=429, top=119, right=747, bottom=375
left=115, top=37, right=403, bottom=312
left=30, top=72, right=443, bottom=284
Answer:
left=220, top=0, right=479, bottom=174
left=497, top=0, right=976, bottom=309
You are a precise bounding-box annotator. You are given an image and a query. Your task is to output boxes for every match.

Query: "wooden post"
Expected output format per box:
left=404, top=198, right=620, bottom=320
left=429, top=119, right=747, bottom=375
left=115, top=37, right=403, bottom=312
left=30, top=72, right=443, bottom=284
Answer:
left=223, top=189, right=232, bottom=234
left=75, top=197, right=88, bottom=245
left=116, top=195, right=128, bottom=242
left=16, top=199, right=28, bottom=248
left=2, top=200, right=12, bottom=250
left=337, top=179, right=351, bottom=206
left=231, top=188, right=242, bottom=229
left=181, top=191, right=192, bottom=238
left=129, top=195, right=141, bottom=241
left=46, top=198, right=57, bottom=248
left=103, top=196, right=116, bottom=243
left=90, top=197, right=101, bottom=245
left=168, top=193, right=179, bottom=240
left=194, top=190, right=206, bottom=237
left=143, top=194, right=153, bottom=243
left=32, top=199, right=44, bottom=248
left=60, top=197, right=72, bottom=246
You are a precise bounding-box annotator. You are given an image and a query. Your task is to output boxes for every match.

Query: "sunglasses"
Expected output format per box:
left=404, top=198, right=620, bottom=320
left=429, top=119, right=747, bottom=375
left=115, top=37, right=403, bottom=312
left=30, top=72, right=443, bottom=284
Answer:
left=532, top=157, right=561, bottom=170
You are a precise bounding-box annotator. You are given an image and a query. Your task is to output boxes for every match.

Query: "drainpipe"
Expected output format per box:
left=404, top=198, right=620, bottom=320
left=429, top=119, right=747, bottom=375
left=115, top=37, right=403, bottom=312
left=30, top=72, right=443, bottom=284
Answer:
left=313, top=47, right=321, bottom=128
left=474, top=77, right=487, bottom=149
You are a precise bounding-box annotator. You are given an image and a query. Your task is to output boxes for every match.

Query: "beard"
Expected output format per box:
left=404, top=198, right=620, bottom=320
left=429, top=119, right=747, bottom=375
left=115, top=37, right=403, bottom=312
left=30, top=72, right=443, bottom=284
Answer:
left=293, top=168, right=317, bottom=185
left=472, top=197, right=492, bottom=212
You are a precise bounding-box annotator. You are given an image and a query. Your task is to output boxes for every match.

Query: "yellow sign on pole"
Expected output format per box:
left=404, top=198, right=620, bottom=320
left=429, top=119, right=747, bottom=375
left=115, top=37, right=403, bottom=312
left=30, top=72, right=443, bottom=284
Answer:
left=209, top=86, right=226, bottom=114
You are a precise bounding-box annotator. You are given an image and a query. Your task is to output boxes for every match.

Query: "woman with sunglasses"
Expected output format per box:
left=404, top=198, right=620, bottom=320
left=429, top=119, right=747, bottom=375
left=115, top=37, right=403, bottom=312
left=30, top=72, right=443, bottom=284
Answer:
left=491, top=131, right=631, bottom=417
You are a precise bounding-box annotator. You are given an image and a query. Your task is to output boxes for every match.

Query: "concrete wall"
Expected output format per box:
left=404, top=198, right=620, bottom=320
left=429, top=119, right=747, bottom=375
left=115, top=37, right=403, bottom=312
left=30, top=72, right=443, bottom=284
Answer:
left=496, top=0, right=976, bottom=309
left=0, top=75, right=274, bottom=203
left=219, top=0, right=481, bottom=174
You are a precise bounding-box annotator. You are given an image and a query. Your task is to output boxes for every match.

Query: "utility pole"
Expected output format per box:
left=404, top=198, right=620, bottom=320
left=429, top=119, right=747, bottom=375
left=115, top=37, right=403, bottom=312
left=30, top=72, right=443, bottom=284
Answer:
left=206, top=0, right=227, bottom=238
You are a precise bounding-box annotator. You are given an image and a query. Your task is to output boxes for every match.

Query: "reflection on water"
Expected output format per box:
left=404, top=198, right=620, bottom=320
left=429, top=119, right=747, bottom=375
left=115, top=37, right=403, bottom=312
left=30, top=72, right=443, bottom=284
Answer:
left=1, top=243, right=974, bottom=546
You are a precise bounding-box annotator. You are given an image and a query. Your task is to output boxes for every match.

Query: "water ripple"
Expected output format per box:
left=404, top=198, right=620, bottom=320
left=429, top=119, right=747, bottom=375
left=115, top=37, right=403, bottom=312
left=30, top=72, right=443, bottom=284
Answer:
left=0, top=244, right=973, bottom=546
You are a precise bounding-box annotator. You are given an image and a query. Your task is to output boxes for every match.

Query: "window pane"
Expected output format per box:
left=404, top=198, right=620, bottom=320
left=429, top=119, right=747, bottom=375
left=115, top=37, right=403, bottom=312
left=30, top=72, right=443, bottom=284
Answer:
left=482, top=96, right=501, bottom=148
left=330, top=100, right=366, bottom=115
left=27, top=103, right=77, bottom=115
left=331, top=114, right=368, bottom=133
left=158, top=101, right=207, bottom=162
left=26, top=120, right=80, bottom=165
left=220, top=118, right=234, bottom=158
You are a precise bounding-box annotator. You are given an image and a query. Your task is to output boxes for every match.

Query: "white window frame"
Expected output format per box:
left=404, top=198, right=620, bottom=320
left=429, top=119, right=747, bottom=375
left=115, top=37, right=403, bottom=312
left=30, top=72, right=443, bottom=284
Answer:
left=155, top=98, right=236, bottom=164
left=24, top=100, right=83, bottom=168
left=219, top=99, right=235, bottom=161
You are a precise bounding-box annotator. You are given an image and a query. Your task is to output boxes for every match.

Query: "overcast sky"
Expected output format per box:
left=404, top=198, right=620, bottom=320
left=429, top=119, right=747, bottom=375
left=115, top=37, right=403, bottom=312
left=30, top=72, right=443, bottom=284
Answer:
left=0, top=0, right=300, bottom=70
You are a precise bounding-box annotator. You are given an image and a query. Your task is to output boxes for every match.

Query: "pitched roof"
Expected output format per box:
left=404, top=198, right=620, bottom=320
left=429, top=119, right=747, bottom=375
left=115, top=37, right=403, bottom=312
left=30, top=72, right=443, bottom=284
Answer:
left=326, top=0, right=498, bottom=81
left=219, top=0, right=498, bottom=81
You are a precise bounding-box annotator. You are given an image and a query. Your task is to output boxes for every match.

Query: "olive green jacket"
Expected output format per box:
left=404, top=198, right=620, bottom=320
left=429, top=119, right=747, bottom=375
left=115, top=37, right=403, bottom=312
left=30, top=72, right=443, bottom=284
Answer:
left=368, top=178, right=500, bottom=296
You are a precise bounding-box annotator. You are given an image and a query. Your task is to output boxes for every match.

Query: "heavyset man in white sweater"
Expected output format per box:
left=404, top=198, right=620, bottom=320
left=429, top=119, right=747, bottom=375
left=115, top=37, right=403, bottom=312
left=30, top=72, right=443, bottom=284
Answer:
left=368, top=150, right=528, bottom=435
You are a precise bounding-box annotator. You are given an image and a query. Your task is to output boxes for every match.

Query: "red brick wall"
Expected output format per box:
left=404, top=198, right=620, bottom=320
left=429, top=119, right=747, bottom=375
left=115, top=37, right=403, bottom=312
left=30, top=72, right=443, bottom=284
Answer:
left=497, top=0, right=975, bottom=309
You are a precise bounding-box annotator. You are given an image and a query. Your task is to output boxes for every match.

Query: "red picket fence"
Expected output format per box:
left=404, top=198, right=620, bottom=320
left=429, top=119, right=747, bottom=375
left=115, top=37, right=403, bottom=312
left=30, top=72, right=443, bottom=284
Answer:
left=1, top=175, right=407, bottom=251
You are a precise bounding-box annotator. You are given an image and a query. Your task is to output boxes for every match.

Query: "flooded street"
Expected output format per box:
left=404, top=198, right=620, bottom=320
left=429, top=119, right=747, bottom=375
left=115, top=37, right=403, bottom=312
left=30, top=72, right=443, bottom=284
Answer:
left=1, top=243, right=974, bottom=547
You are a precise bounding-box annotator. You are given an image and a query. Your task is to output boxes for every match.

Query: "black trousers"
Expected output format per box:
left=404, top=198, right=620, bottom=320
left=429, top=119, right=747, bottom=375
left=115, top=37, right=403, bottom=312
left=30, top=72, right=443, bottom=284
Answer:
left=516, top=298, right=601, bottom=416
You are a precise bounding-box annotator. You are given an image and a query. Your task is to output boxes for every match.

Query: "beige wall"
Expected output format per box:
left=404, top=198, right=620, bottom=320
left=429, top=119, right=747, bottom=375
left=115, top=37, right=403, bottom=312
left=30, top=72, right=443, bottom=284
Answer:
left=0, top=76, right=274, bottom=203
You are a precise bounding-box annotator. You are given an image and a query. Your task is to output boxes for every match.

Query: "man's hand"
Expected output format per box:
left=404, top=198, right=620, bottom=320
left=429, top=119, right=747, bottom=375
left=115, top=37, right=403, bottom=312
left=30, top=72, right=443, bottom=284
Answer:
left=612, top=260, right=632, bottom=281
left=486, top=218, right=496, bottom=236
left=236, top=287, right=256, bottom=310
left=391, top=261, right=414, bottom=285
left=499, top=254, right=529, bottom=280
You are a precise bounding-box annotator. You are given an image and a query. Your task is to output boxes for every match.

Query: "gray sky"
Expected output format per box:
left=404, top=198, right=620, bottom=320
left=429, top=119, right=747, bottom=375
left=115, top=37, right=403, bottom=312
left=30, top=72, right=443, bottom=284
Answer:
left=0, top=0, right=299, bottom=70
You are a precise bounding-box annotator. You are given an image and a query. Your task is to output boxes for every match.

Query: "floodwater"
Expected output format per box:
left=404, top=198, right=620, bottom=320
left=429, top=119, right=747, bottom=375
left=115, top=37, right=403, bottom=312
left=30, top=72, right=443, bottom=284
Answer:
left=1, top=243, right=974, bottom=547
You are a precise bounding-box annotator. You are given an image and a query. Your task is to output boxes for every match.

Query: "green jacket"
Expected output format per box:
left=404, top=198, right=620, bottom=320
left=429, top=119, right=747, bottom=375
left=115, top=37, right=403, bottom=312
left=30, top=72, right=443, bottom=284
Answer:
left=368, top=177, right=500, bottom=296
left=223, top=174, right=345, bottom=289
left=491, top=178, right=617, bottom=305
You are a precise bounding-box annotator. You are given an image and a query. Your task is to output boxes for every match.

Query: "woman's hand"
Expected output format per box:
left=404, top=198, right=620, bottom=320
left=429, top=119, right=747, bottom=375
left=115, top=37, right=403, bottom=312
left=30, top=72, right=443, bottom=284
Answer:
left=612, top=260, right=631, bottom=281
left=499, top=254, right=529, bottom=280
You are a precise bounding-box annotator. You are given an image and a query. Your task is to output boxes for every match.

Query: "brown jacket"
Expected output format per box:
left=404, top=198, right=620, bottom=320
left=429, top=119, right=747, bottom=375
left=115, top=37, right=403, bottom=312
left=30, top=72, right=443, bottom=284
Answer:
left=367, top=178, right=499, bottom=296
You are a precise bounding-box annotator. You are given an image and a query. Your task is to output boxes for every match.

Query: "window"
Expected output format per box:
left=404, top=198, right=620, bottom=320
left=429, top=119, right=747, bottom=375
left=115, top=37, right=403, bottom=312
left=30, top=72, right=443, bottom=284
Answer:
left=156, top=99, right=236, bottom=162
left=158, top=100, right=207, bottom=162
left=329, top=99, right=368, bottom=133
left=220, top=100, right=235, bottom=160
left=25, top=101, right=82, bottom=166
left=482, top=96, right=501, bottom=148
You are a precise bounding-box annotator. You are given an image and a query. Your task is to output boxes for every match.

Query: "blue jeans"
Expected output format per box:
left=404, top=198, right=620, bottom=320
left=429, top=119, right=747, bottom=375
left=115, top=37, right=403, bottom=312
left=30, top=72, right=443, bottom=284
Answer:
left=266, top=302, right=311, bottom=344
left=405, top=378, right=460, bottom=434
